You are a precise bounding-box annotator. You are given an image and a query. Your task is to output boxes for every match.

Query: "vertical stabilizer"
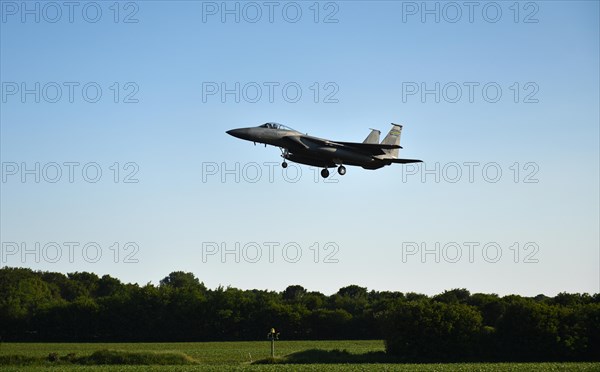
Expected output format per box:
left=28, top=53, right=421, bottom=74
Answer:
left=363, top=128, right=381, bottom=144
left=381, top=124, right=403, bottom=158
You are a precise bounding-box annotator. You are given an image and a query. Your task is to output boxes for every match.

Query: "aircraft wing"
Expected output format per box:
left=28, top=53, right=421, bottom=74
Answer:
left=282, top=135, right=401, bottom=156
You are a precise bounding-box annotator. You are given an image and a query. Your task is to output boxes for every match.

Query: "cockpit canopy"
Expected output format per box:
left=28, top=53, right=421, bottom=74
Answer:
left=259, top=122, right=296, bottom=131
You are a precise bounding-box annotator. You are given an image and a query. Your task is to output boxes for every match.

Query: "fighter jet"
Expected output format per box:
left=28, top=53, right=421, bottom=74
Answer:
left=226, top=123, right=422, bottom=178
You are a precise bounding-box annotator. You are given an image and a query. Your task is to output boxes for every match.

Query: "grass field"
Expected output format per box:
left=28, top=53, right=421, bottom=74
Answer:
left=1, top=340, right=598, bottom=371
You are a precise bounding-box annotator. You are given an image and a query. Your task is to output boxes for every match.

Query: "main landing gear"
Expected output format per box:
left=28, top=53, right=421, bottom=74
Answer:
left=278, top=147, right=347, bottom=179
left=320, top=165, right=346, bottom=179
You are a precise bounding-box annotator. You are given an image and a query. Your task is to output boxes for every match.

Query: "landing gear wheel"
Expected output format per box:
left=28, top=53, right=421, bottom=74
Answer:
left=321, top=169, right=330, bottom=178
left=279, top=148, right=290, bottom=168
left=338, top=165, right=346, bottom=175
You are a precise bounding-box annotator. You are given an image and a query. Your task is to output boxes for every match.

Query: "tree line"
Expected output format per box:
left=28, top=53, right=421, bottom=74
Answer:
left=1, top=267, right=598, bottom=361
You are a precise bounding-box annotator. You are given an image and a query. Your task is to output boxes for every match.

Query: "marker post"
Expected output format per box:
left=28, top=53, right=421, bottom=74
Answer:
left=267, top=328, right=280, bottom=358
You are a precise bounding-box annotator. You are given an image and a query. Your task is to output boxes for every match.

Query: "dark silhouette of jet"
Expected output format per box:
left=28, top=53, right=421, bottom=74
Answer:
left=227, top=122, right=422, bottom=178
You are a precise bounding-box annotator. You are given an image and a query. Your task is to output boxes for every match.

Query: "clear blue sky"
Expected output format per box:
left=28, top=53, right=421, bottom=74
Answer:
left=1, top=1, right=598, bottom=296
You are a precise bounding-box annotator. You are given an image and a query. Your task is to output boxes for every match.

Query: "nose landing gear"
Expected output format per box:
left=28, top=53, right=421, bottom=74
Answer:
left=280, top=148, right=289, bottom=169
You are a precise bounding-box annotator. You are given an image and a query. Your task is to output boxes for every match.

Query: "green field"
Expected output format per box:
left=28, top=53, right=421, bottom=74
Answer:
left=1, top=340, right=598, bottom=371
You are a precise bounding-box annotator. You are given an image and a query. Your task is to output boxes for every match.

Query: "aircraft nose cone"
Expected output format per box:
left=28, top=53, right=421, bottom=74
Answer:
left=226, top=128, right=251, bottom=140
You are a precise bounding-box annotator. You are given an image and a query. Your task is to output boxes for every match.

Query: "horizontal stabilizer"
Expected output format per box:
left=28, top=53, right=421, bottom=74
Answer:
left=389, top=158, right=422, bottom=164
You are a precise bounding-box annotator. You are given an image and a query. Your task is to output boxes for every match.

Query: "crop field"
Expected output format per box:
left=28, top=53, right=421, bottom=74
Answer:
left=0, top=340, right=598, bottom=371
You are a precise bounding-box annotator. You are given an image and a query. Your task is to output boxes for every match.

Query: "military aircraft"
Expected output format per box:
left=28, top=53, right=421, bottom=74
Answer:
left=226, top=123, right=422, bottom=178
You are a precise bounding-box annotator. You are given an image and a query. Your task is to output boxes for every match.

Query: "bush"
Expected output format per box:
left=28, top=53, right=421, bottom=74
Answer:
left=77, top=349, right=197, bottom=365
